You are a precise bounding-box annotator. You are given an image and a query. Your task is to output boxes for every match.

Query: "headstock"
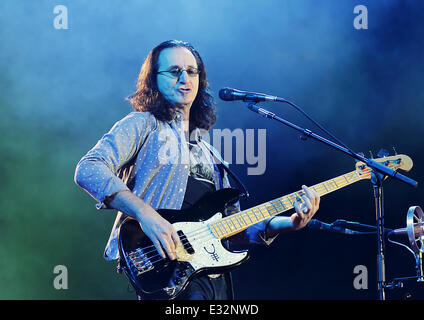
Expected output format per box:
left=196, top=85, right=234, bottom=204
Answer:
left=355, top=153, right=413, bottom=180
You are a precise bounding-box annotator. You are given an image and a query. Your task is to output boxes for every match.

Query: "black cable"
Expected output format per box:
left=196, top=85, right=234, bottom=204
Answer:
left=281, top=98, right=359, bottom=159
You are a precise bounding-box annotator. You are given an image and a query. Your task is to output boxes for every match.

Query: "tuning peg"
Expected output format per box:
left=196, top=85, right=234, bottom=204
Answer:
left=377, top=148, right=389, bottom=158
left=369, top=150, right=374, bottom=159
left=392, top=146, right=398, bottom=155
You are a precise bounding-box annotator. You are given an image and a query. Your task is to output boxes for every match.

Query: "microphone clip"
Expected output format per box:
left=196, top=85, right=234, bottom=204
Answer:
left=245, top=102, right=276, bottom=119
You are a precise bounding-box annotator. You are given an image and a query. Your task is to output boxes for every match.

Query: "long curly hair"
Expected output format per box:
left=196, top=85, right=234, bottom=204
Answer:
left=127, top=40, right=216, bottom=132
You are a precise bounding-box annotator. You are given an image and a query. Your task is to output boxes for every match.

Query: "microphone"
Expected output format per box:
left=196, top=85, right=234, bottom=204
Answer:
left=219, top=87, right=284, bottom=102
left=307, top=219, right=359, bottom=235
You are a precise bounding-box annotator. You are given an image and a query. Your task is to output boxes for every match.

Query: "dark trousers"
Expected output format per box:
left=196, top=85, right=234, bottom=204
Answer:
left=175, top=274, right=230, bottom=300
left=136, top=274, right=232, bottom=300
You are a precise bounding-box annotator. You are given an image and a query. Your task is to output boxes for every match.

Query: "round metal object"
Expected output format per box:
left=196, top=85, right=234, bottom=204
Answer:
left=406, top=206, right=424, bottom=254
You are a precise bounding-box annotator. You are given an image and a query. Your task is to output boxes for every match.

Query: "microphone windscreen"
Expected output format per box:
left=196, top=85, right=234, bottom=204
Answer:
left=218, top=88, right=234, bottom=101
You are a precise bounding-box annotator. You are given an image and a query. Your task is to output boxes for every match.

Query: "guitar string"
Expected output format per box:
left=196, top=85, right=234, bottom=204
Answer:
left=128, top=174, right=368, bottom=265
left=135, top=188, right=380, bottom=269
left=129, top=168, right=376, bottom=268
left=134, top=184, right=346, bottom=267
left=130, top=163, right=401, bottom=274
left=129, top=183, right=333, bottom=266
left=130, top=192, right=300, bottom=259
left=134, top=190, right=320, bottom=265
left=138, top=166, right=372, bottom=254
left=130, top=177, right=353, bottom=261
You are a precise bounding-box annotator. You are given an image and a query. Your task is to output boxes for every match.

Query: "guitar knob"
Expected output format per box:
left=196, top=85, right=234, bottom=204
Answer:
left=176, top=269, right=187, bottom=277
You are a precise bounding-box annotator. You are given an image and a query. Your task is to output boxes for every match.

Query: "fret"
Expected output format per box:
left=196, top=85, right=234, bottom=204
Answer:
left=345, top=173, right=353, bottom=182
left=264, top=204, right=272, bottom=217
left=215, top=225, right=224, bottom=238
left=283, top=196, right=293, bottom=208
left=214, top=222, right=222, bottom=235
left=222, top=220, right=231, bottom=234
left=209, top=224, right=218, bottom=237
left=324, top=181, right=335, bottom=191
left=315, top=185, right=326, bottom=196
left=332, top=179, right=339, bottom=188
left=227, top=217, right=238, bottom=231
left=220, top=221, right=231, bottom=237
left=215, top=224, right=223, bottom=238
left=235, top=213, right=245, bottom=227
left=244, top=210, right=255, bottom=224
left=272, top=199, right=284, bottom=214
left=317, top=186, right=327, bottom=197
left=235, top=215, right=244, bottom=228
left=262, top=203, right=272, bottom=218
left=274, top=198, right=286, bottom=212
left=256, top=207, right=266, bottom=218
left=227, top=216, right=238, bottom=230
left=235, top=214, right=247, bottom=228
left=248, top=209, right=259, bottom=222
left=253, top=207, right=265, bottom=220
left=234, top=214, right=246, bottom=229
left=321, top=182, right=329, bottom=193
left=343, top=174, right=349, bottom=184
left=268, top=201, right=279, bottom=216
left=286, top=195, right=295, bottom=207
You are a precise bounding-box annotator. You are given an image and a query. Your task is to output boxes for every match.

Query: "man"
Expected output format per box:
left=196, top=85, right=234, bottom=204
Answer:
left=74, top=40, right=320, bottom=300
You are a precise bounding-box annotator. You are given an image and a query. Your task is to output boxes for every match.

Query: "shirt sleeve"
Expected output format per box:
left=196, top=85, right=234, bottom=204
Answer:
left=74, top=112, right=154, bottom=209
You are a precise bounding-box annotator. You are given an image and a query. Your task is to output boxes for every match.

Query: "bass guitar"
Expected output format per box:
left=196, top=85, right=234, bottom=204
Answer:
left=117, top=154, right=413, bottom=299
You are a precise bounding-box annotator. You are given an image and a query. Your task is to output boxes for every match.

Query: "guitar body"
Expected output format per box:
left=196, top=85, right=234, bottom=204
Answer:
left=117, top=188, right=249, bottom=300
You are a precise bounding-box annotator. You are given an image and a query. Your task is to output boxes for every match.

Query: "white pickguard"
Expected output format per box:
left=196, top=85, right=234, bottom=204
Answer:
left=172, top=212, right=248, bottom=272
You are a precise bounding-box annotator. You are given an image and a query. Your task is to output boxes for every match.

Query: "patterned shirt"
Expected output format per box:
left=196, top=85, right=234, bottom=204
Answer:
left=74, top=111, right=275, bottom=260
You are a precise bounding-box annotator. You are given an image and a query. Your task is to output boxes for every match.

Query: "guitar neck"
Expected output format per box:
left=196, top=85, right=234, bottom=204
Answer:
left=209, top=168, right=368, bottom=239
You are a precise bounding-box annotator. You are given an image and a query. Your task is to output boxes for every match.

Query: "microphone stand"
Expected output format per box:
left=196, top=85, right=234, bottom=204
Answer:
left=373, top=172, right=386, bottom=299
left=245, top=101, right=418, bottom=300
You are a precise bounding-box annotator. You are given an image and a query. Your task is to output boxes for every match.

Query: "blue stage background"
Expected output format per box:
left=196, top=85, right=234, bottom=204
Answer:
left=0, top=0, right=423, bottom=299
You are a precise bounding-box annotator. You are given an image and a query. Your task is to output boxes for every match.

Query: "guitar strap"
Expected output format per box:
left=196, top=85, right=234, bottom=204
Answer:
left=199, top=137, right=250, bottom=200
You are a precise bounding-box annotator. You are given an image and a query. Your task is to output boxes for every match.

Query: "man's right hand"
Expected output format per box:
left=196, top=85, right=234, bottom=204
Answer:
left=137, top=210, right=181, bottom=260
left=107, top=190, right=180, bottom=260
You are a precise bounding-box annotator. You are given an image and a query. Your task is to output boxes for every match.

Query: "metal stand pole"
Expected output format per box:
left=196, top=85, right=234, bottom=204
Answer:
left=373, top=174, right=386, bottom=300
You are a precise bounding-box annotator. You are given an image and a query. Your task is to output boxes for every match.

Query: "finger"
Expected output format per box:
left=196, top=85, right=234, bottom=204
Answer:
left=301, top=195, right=312, bottom=213
left=314, top=189, right=321, bottom=208
left=302, top=185, right=314, bottom=203
left=160, top=236, right=177, bottom=260
left=303, top=185, right=320, bottom=208
left=171, top=228, right=181, bottom=247
left=152, top=238, right=166, bottom=259
left=293, top=197, right=306, bottom=217
left=311, top=189, right=320, bottom=208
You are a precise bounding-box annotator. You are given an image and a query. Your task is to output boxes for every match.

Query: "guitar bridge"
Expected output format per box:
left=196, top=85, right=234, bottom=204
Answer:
left=128, top=248, right=154, bottom=275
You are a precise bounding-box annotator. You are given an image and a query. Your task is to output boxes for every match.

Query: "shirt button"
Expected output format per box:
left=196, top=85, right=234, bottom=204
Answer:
left=179, top=188, right=183, bottom=192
